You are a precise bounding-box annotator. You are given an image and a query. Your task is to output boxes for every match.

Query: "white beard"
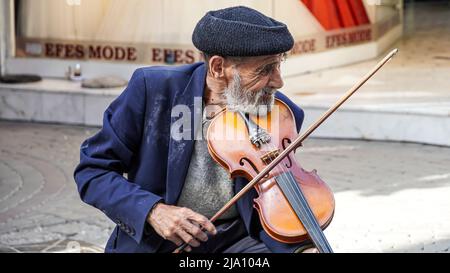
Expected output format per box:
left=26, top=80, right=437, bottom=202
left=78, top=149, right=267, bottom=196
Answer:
left=224, top=71, right=276, bottom=116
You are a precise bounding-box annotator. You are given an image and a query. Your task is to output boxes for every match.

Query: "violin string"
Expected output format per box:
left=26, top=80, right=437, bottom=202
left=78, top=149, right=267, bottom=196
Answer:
left=263, top=141, right=328, bottom=252
left=217, top=111, right=326, bottom=253
left=277, top=160, right=328, bottom=252
left=262, top=141, right=325, bottom=251
left=257, top=118, right=328, bottom=252
left=271, top=141, right=332, bottom=252
left=285, top=171, right=331, bottom=252
left=277, top=150, right=331, bottom=252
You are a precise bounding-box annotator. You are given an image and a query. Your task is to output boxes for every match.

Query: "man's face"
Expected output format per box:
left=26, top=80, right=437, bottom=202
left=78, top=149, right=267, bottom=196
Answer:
left=223, top=54, right=285, bottom=115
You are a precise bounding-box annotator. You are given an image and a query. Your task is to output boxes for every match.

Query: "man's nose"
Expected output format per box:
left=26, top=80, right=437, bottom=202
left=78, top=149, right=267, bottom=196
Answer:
left=268, top=66, right=284, bottom=89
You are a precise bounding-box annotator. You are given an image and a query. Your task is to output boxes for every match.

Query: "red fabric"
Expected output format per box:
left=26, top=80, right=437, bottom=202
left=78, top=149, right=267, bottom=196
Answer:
left=301, top=0, right=370, bottom=30
left=301, top=0, right=341, bottom=30
left=348, top=0, right=370, bottom=25
left=335, top=0, right=356, bottom=28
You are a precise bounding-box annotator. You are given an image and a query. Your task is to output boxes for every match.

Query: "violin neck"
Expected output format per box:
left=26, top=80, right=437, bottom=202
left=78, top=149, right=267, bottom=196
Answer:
left=275, top=171, right=333, bottom=253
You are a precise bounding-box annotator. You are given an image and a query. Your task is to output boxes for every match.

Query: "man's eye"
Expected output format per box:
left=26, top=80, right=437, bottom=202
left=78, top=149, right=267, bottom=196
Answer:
left=259, top=67, right=272, bottom=75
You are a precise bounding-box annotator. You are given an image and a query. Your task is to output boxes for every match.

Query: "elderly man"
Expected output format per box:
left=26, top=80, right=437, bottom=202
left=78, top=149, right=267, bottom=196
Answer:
left=74, top=6, right=317, bottom=253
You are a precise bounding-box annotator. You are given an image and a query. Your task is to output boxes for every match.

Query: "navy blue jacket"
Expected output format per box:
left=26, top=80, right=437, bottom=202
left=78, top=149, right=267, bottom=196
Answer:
left=73, top=62, right=306, bottom=253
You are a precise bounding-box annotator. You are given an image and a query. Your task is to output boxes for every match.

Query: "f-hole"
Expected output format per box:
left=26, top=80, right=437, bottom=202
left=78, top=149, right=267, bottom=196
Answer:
left=239, top=157, right=269, bottom=178
left=282, top=138, right=293, bottom=168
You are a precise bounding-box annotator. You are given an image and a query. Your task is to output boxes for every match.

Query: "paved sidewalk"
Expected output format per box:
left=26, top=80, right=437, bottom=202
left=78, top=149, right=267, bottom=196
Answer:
left=1, top=121, right=449, bottom=253
left=0, top=122, right=113, bottom=253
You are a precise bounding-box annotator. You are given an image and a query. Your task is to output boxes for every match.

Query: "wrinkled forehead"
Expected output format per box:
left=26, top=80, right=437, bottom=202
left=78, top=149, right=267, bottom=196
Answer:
left=203, top=53, right=286, bottom=76
left=230, top=53, right=285, bottom=69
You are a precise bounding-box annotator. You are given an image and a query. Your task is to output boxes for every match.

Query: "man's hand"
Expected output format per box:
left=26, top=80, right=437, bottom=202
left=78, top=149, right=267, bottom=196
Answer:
left=147, top=203, right=217, bottom=252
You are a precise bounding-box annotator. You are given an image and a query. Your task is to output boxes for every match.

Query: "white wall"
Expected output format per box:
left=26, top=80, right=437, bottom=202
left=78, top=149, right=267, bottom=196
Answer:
left=4, top=0, right=403, bottom=78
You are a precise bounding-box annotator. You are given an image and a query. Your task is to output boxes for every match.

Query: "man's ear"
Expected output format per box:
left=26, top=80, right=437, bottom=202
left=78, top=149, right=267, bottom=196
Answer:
left=208, top=56, right=226, bottom=79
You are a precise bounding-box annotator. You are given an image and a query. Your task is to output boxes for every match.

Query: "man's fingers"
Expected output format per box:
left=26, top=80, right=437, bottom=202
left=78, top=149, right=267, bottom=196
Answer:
left=165, top=233, right=192, bottom=252
left=177, top=228, right=201, bottom=247
left=183, top=220, right=209, bottom=242
left=186, top=211, right=217, bottom=235
left=167, top=235, right=184, bottom=247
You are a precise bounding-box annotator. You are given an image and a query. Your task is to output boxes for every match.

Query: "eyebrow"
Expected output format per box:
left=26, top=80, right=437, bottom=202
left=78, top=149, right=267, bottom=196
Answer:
left=256, top=61, right=279, bottom=73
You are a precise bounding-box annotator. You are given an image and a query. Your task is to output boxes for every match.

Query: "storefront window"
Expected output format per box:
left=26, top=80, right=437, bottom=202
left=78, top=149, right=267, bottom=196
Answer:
left=14, top=0, right=224, bottom=65
left=8, top=0, right=402, bottom=77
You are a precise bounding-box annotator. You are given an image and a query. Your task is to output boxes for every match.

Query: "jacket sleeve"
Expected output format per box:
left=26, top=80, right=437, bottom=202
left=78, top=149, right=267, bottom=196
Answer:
left=73, top=68, right=163, bottom=244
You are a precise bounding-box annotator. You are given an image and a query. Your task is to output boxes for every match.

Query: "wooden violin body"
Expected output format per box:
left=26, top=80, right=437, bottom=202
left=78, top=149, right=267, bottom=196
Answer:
left=206, top=99, right=335, bottom=244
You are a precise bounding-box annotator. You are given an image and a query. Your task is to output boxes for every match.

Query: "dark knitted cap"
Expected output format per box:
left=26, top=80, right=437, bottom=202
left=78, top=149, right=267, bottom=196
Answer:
left=192, top=6, right=294, bottom=57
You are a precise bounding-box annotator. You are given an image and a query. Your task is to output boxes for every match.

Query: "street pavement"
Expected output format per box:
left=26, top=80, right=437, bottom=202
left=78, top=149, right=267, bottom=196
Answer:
left=1, top=121, right=449, bottom=253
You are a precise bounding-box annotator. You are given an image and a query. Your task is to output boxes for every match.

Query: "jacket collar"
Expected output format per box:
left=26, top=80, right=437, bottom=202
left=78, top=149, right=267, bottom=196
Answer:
left=166, top=63, right=206, bottom=204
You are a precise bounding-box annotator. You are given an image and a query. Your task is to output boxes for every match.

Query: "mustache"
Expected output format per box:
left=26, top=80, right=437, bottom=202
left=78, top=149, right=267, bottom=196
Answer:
left=223, top=70, right=276, bottom=116
left=259, top=87, right=276, bottom=96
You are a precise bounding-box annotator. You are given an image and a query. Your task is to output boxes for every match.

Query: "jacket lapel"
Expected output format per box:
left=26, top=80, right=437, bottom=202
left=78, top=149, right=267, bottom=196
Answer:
left=166, top=63, right=206, bottom=204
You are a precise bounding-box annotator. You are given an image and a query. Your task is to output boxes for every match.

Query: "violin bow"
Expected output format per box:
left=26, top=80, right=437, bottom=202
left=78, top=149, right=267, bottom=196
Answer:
left=173, top=48, right=398, bottom=253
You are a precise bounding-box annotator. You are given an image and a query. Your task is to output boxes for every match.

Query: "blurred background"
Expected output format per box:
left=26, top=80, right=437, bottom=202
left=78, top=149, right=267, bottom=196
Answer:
left=0, top=0, right=449, bottom=253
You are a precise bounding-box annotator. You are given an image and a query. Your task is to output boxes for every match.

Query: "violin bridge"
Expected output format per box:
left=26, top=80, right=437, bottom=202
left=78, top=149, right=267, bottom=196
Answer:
left=261, top=149, right=280, bottom=165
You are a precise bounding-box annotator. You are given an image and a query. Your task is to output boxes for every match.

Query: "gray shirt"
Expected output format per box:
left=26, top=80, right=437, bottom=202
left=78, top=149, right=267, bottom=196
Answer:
left=177, top=107, right=238, bottom=220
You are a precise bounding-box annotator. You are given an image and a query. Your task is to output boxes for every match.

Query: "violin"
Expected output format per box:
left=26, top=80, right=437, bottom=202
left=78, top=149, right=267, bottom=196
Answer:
left=174, top=48, right=398, bottom=253
left=206, top=100, right=335, bottom=251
